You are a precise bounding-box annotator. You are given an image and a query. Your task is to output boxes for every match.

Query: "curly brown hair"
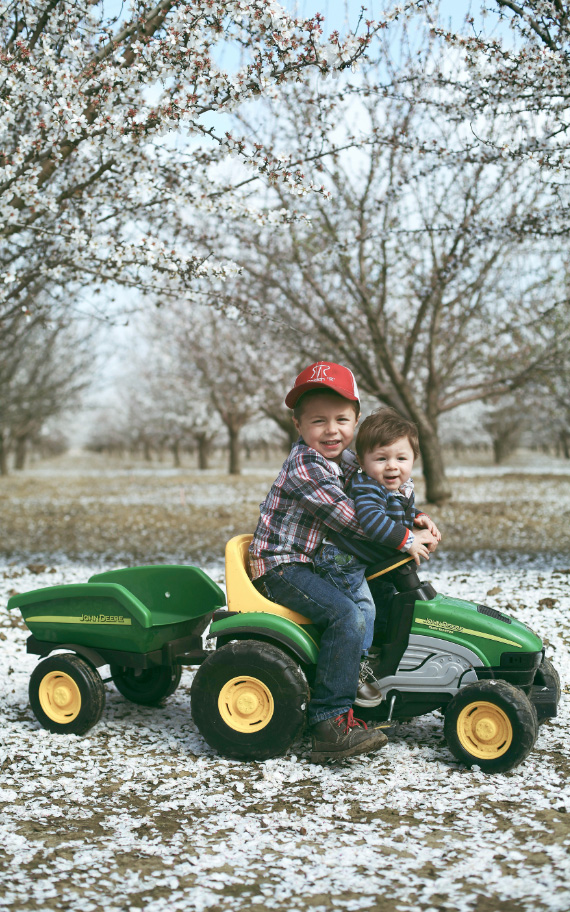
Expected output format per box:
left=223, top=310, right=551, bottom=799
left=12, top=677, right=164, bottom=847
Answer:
left=356, top=407, right=420, bottom=461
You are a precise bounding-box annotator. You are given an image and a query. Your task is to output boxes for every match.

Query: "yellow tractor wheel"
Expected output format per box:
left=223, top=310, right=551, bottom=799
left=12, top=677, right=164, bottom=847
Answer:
left=38, top=669, right=82, bottom=725
left=444, top=680, right=538, bottom=773
left=456, top=700, right=513, bottom=760
left=191, top=639, right=308, bottom=760
left=29, top=653, right=105, bottom=735
left=218, top=675, right=275, bottom=733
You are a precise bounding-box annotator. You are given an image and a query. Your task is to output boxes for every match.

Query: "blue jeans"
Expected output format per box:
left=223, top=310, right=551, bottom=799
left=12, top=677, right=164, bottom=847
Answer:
left=256, top=562, right=366, bottom=725
left=313, top=544, right=376, bottom=654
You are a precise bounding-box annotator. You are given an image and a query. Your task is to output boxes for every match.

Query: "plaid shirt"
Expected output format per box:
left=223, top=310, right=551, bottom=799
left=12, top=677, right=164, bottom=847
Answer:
left=249, top=439, right=364, bottom=579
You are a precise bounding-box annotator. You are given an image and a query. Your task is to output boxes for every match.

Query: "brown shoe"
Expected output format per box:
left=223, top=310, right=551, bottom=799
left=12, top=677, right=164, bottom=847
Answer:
left=311, top=709, right=388, bottom=763
left=354, top=658, right=383, bottom=708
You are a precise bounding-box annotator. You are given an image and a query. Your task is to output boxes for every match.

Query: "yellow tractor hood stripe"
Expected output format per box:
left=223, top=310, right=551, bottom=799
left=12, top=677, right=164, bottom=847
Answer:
left=415, top=617, right=521, bottom=648
left=26, top=615, right=132, bottom=625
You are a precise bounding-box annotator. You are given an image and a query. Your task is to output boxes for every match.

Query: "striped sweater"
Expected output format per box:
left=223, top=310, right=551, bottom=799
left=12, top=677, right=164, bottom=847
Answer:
left=331, top=472, right=424, bottom=566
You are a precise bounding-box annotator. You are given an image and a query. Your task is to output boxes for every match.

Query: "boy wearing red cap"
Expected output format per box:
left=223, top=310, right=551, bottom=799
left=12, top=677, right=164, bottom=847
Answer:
left=249, top=361, right=389, bottom=763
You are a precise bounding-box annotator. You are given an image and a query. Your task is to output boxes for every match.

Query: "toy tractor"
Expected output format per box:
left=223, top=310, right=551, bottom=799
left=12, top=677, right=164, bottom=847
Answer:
left=8, top=534, right=560, bottom=773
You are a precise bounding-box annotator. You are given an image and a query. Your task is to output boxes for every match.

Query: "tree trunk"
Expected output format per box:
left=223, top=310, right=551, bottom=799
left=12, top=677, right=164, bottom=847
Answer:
left=15, top=434, right=27, bottom=470
left=492, top=436, right=516, bottom=464
left=560, top=429, right=570, bottom=460
left=196, top=434, right=211, bottom=470
left=417, top=424, right=451, bottom=504
left=171, top=440, right=181, bottom=468
left=228, top=425, right=241, bottom=475
left=0, top=433, right=8, bottom=476
left=484, top=412, right=521, bottom=464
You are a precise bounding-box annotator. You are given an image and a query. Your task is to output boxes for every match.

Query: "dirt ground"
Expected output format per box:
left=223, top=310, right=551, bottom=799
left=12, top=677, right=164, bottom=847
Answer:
left=1, top=451, right=569, bottom=563
left=1, top=454, right=569, bottom=912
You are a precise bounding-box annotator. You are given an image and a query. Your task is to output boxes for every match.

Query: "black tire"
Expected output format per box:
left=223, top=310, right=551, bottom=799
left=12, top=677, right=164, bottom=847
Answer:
left=29, top=653, right=105, bottom=735
left=110, top=663, right=182, bottom=705
left=534, top=657, right=561, bottom=701
left=191, top=639, right=309, bottom=761
left=532, top=656, right=561, bottom=724
left=444, top=680, right=538, bottom=773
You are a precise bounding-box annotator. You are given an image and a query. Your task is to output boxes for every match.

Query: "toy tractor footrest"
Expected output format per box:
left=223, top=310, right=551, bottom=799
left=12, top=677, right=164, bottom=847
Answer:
left=26, top=632, right=210, bottom=670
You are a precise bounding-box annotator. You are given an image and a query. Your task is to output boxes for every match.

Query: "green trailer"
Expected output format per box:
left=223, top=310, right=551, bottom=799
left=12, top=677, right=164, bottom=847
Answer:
left=7, top=535, right=560, bottom=773
left=9, top=564, right=224, bottom=734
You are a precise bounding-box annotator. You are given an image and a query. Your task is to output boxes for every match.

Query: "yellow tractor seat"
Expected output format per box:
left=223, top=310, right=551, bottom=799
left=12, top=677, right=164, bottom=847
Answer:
left=225, top=534, right=312, bottom=626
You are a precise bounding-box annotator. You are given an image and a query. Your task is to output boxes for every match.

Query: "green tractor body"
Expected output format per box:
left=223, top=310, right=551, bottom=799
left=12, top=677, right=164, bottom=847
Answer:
left=201, top=557, right=557, bottom=771
left=7, top=545, right=559, bottom=773
left=210, top=591, right=543, bottom=671
left=411, top=593, right=543, bottom=665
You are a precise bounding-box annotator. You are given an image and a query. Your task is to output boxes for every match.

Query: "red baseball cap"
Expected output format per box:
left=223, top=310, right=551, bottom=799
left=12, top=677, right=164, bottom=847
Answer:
left=285, top=361, right=360, bottom=409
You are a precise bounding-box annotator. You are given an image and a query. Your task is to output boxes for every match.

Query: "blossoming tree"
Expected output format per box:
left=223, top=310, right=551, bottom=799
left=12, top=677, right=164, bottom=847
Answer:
left=0, top=309, right=90, bottom=472
left=0, top=0, right=386, bottom=322
left=207, top=44, right=568, bottom=503
left=427, top=0, right=570, bottom=232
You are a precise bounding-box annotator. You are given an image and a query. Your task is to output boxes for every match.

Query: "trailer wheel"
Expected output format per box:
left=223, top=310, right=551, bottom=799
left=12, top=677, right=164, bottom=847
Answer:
left=191, top=640, right=308, bottom=760
left=29, top=653, right=105, bottom=735
left=110, top=664, right=182, bottom=705
left=444, top=680, right=538, bottom=773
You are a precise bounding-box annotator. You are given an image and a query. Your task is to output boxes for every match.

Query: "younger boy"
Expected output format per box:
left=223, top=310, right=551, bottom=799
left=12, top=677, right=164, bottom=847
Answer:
left=249, top=361, right=390, bottom=763
left=323, top=407, right=440, bottom=666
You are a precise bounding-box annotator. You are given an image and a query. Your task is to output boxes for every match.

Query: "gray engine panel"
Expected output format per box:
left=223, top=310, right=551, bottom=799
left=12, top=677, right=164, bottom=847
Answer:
left=376, top=634, right=480, bottom=698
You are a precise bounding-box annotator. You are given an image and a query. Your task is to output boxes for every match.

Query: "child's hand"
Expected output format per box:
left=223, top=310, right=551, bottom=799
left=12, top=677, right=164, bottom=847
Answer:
left=407, top=529, right=436, bottom=565
left=414, top=514, right=441, bottom=542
